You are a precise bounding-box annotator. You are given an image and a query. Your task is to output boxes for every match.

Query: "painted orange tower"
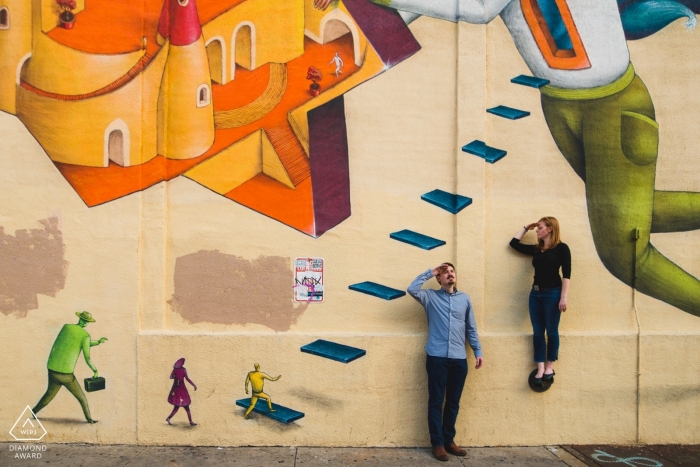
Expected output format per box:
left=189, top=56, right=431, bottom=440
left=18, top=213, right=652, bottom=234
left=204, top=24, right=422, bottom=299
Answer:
left=157, top=0, right=214, bottom=160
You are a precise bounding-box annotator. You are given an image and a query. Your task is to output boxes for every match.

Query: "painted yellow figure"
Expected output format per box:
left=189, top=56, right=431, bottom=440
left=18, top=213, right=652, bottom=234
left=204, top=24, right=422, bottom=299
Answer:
left=244, top=363, right=281, bottom=418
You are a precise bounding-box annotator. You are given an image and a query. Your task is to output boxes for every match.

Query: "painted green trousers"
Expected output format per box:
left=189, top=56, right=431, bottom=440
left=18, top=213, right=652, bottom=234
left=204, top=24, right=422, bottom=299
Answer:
left=33, top=370, right=92, bottom=421
left=541, top=65, right=700, bottom=316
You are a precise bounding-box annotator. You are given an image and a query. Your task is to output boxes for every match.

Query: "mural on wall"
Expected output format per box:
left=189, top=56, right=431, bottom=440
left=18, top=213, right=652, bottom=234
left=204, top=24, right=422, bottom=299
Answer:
left=243, top=363, right=281, bottom=419
left=32, top=312, right=107, bottom=424
left=0, top=217, right=67, bottom=316
left=236, top=363, right=304, bottom=423
left=0, top=0, right=421, bottom=237
left=365, top=0, right=700, bottom=317
left=166, top=358, right=198, bottom=426
left=168, top=252, right=309, bottom=330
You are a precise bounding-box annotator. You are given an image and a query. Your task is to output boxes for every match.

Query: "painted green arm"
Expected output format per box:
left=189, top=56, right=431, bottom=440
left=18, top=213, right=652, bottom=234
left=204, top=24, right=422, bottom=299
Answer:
left=90, top=337, right=108, bottom=346
left=81, top=336, right=98, bottom=378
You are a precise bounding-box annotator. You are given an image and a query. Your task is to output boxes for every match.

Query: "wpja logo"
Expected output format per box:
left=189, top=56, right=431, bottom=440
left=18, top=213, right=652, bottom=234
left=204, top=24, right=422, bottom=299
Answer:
left=9, top=406, right=47, bottom=442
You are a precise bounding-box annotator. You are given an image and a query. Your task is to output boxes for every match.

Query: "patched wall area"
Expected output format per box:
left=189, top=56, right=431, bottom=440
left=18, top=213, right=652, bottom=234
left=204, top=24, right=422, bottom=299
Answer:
left=168, top=251, right=308, bottom=331
left=0, top=217, right=66, bottom=315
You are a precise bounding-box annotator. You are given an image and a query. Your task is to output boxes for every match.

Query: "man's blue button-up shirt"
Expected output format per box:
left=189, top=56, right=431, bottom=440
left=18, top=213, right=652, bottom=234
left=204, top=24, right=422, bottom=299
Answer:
left=408, top=269, right=482, bottom=359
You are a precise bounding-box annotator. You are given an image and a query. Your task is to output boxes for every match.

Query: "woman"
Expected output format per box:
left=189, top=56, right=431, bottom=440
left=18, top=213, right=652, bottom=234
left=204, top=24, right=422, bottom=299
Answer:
left=166, top=357, right=197, bottom=426
left=510, top=217, right=571, bottom=386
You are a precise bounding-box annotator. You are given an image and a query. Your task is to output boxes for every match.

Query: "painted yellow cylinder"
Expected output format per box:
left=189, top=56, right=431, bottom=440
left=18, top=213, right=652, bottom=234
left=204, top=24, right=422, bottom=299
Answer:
left=161, top=36, right=215, bottom=160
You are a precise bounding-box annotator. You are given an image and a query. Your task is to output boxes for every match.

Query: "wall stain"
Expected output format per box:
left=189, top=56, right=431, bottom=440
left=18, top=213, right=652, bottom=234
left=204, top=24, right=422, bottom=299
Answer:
left=0, top=217, right=67, bottom=316
left=168, top=251, right=308, bottom=331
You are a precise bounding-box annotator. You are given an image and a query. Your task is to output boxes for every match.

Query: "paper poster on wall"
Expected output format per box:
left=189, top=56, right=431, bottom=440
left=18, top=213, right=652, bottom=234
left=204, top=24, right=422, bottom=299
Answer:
left=294, top=258, right=324, bottom=303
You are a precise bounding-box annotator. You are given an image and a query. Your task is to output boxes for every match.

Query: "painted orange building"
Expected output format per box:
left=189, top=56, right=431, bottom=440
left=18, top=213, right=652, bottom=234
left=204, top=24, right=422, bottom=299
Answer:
left=0, top=0, right=420, bottom=235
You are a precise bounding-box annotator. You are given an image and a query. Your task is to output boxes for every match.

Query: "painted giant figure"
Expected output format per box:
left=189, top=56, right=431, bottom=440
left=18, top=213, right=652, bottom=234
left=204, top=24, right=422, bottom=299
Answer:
left=370, top=0, right=700, bottom=316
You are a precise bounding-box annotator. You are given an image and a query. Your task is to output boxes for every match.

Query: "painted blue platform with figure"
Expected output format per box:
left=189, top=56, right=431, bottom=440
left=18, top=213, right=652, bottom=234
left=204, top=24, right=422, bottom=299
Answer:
left=487, top=105, right=531, bottom=120
left=510, top=75, right=550, bottom=88
left=235, top=398, right=305, bottom=424
left=421, top=189, right=472, bottom=214
left=300, top=339, right=367, bottom=363
left=348, top=281, right=406, bottom=300
left=390, top=229, right=446, bottom=250
left=462, top=140, right=507, bottom=164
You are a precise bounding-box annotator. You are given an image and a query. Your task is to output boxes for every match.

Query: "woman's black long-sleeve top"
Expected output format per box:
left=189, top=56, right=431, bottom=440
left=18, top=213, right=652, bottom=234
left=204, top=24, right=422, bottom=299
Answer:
left=509, top=238, right=571, bottom=288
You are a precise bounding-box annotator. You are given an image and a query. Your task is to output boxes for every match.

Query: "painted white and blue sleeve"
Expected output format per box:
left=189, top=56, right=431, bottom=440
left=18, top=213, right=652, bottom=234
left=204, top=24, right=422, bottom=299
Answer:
left=372, top=0, right=514, bottom=24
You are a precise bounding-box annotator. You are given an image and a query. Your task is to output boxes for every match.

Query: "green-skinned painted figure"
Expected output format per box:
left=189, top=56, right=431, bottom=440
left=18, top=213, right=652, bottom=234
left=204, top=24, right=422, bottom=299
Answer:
left=32, top=311, right=108, bottom=423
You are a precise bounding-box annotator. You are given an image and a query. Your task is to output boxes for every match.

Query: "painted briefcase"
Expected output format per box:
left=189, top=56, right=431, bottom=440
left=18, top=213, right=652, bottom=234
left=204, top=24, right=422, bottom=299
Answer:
left=84, top=377, right=106, bottom=392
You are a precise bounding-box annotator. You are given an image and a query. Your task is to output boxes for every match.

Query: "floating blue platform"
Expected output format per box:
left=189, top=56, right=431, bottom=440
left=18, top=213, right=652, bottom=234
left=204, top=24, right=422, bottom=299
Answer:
left=236, top=399, right=305, bottom=424
left=421, top=189, right=473, bottom=214
left=300, top=339, right=367, bottom=363
left=461, top=140, right=507, bottom=164
left=510, top=75, right=550, bottom=88
left=348, top=281, right=406, bottom=300
left=487, top=105, right=531, bottom=120
left=390, top=229, right=446, bottom=250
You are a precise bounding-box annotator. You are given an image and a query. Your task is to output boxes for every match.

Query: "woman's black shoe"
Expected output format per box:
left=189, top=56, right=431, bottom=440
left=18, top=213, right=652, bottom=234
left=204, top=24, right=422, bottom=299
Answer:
left=542, top=371, right=555, bottom=383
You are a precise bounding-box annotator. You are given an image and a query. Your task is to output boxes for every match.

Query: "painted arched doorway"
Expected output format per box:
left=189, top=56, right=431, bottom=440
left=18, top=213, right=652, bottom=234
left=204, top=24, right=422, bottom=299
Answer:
left=205, top=36, right=226, bottom=84
left=104, top=119, right=130, bottom=167
left=231, top=22, right=256, bottom=80
left=319, top=10, right=362, bottom=66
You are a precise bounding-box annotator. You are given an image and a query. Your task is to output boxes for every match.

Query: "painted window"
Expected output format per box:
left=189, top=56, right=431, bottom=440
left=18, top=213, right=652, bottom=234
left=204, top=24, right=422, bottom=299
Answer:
left=0, top=8, right=9, bottom=30
left=177, top=0, right=189, bottom=6
left=520, top=0, right=590, bottom=70
left=196, top=84, right=211, bottom=107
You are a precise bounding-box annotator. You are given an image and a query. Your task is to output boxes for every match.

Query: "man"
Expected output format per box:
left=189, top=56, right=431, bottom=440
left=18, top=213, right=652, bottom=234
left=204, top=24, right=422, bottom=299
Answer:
left=329, top=52, right=344, bottom=77
left=408, top=263, right=484, bottom=462
left=244, top=363, right=281, bottom=418
left=32, top=311, right=108, bottom=423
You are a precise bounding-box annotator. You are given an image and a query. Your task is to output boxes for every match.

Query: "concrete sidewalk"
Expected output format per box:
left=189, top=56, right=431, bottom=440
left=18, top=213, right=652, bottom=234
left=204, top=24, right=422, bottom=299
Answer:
left=1, top=443, right=698, bottom=466
left=0, top=444, right=578, bottom=466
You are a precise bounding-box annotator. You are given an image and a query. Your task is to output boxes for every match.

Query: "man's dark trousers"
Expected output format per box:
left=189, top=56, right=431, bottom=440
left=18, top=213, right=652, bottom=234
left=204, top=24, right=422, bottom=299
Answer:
left=426, top=355, right=468, bottom=447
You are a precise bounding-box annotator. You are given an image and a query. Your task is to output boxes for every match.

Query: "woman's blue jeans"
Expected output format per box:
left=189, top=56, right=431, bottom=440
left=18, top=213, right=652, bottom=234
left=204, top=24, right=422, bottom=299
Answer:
left=528, top=287, right=562, bottom=362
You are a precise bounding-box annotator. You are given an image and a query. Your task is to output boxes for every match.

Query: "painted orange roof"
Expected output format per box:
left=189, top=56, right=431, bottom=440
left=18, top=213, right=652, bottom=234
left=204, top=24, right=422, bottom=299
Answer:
left=47, top=0, right=248, bottom=55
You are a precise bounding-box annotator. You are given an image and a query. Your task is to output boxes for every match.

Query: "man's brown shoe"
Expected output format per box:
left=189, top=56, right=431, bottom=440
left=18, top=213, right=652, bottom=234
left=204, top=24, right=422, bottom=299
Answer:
left=445, top=443, right=466, bottom=456
left=431, top=446, right=449, bottom=462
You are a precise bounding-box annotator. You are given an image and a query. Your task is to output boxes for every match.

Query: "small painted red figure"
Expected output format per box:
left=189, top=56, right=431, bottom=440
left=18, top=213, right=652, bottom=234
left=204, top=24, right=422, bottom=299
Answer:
left=306, top=66, right=323, bottom=96
left=166, top=358, right=198, bottom=426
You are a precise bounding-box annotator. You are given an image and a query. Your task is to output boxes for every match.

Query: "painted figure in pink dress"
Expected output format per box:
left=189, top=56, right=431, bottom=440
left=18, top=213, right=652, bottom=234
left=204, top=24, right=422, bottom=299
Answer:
left=166, top=357, right=198, bottom=426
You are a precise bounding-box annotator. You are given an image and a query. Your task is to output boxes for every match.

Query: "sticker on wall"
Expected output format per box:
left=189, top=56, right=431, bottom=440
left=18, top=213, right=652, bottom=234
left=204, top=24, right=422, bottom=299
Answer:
left=294, top=257, right=324, bottom=303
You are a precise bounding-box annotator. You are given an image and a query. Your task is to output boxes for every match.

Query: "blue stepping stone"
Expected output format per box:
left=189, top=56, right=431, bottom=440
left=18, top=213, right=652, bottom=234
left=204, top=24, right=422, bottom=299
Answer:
left=348, top=281, right=406, bottom=300
left=300, top=339, right=367, bottom=363
left=510, top=75, right=550, bottom=88
left=487, top=105, right=531, bottom=120
left=421, top=189, right=472, bottom=214
left=235, top=399, right=305, bottom=424
left=390, top=229, right=446, bottom=250
left=461, top=140, right=507, bottom=164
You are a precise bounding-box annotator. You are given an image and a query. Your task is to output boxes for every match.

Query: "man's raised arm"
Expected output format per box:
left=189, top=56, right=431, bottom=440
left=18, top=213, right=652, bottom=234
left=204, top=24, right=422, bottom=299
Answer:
left=370, top=0, right=513, bottom=24
left=407, top=268, right=436, bottom=306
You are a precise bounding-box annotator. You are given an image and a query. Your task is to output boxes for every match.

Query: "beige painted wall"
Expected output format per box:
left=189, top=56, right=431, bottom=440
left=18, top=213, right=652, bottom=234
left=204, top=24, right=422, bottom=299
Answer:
left=0, top=14, right=699, bottom=447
